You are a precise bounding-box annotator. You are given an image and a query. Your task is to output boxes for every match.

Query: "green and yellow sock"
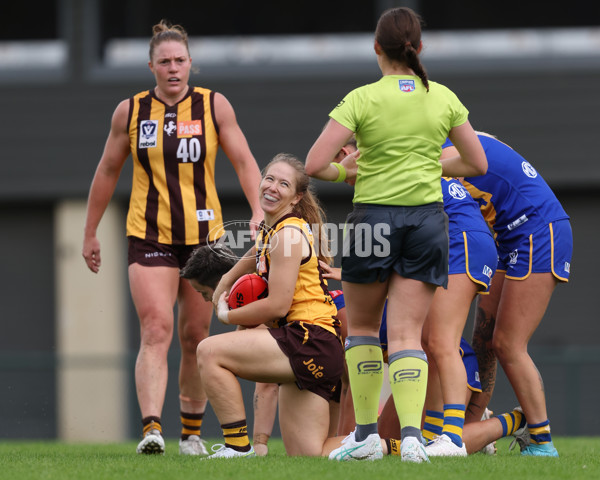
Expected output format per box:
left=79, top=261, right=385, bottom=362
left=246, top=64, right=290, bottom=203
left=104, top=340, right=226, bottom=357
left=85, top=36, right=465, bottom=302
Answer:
left=222, top=420, right=251, bottom=452
left=180, top=411, right=203, bottom=440
left=388, top=350, right=428, bottom=439
left=345, top=336, right=383, bottom=441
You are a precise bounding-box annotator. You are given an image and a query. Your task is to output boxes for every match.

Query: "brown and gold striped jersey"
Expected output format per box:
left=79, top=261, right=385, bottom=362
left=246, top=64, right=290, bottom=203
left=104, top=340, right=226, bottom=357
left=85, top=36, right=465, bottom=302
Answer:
left=126, top=86, right=224, bottom=245
left=255, top=214, right=339, bottom=335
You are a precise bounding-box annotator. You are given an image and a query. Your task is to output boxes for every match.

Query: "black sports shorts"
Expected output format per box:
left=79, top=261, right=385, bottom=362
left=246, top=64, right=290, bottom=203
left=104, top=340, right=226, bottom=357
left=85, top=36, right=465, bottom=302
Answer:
left=341, top=202, right=449, bottom=287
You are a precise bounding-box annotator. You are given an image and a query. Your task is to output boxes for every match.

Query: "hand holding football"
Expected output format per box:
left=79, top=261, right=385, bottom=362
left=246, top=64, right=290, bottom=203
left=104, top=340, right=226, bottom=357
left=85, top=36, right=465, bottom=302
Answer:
left=227, top=274, right=268, bottom=328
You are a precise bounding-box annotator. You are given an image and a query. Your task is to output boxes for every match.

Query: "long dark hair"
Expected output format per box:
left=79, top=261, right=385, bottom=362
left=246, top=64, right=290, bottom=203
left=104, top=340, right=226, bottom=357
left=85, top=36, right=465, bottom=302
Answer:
left=375, top=7, right=429, bottom=91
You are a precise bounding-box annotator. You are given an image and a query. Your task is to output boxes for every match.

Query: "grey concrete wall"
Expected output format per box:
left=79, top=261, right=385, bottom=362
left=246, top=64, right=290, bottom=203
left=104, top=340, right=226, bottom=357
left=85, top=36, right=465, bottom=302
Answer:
left=1, top=66, right=600, bottom=202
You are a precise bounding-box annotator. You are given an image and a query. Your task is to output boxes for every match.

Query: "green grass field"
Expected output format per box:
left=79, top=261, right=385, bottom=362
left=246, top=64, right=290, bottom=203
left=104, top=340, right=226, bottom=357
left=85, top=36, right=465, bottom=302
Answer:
left=0, top=437, right=598, bottom=480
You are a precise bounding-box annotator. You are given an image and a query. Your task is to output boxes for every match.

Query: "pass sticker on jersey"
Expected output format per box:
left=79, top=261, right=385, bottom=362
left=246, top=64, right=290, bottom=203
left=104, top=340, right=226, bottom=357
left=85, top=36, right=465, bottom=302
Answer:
left=257, top=255, right=267, bottom=274
left=399, top=80, right=416, bottom=92
left=139, top=120, right=158, bottom=148
left=177, top=120, right=203, bottom=138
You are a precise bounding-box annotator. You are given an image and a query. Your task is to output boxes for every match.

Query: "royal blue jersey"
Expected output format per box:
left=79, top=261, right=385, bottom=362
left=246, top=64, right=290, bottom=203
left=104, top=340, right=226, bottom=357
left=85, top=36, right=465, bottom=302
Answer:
left=441, top=177, right=490, bottom=236
left=442, top=135, right=569, bottom=243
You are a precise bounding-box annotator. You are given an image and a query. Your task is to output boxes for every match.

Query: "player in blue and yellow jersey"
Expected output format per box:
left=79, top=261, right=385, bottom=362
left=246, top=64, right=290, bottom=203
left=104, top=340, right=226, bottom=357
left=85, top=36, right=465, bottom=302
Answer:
left=441, top=132, right=573, bottom=457
left=199, top=154, right=344, bottom=458
left=82, top=20, right=262, bottom=456
left=420, top=177, right=498, bottom=456
left=306, top=7, right=487, bottom=463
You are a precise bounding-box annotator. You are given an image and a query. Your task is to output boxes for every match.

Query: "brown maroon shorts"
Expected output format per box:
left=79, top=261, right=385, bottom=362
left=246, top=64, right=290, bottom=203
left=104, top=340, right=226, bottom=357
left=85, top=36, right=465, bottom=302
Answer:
left=269, top=321, right=344, bottom=402
left=127, top=236, right=202, bottom=269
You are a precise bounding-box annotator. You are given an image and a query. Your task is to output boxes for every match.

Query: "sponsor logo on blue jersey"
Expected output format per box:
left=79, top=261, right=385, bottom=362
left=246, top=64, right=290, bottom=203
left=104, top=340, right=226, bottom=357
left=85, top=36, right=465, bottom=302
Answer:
left=399, top=79, right=416, bottom=92
left=507, top=214, right=528, bottom=231
left=522, top=161, right=538, bottom=178
left=482, top=265, right=493, bottom=278
left=448, top=182, right=468, bottom=200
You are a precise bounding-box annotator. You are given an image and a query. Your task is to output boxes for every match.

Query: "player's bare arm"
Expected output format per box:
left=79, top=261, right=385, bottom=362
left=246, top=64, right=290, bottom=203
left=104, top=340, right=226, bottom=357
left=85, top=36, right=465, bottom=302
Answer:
left=82, top=100, right=131, bottom=273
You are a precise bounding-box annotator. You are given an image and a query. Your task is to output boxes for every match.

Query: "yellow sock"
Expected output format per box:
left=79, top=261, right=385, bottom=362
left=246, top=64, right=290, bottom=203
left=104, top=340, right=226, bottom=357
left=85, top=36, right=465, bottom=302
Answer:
left=222, top=420, right=251, bottom=452
left=180, top=411, right=203, bottom=440
left=388, top=350, right=428, bottom=434
left=345, top=336, right=384, bottom=427
left=142, top=416, right=162, bottom=436
left=384, top=438, right=401, bottom=456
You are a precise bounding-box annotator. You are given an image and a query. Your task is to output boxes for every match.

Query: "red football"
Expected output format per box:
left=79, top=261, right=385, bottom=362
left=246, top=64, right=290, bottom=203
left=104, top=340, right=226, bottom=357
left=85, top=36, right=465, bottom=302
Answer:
left=227, top=274, right=269, bottom=310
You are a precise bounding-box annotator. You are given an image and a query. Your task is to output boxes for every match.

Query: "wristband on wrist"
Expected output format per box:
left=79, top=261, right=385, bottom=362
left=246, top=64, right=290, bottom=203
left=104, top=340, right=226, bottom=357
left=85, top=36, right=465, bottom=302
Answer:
left=331, top=162, right=347, bottom=183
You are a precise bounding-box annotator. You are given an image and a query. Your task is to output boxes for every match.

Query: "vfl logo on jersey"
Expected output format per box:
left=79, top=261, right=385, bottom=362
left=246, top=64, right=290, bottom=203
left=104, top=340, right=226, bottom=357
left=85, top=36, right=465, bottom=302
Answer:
left=522, top=161, right=538, bottom=178
left=335, top=99, right=345, bottom=109
left=139, top=120, right=158, bottom=148
left=509, top=249, right=518, bottom=265
left=564, top=262, right=570, bottom=273
left=392, top=368, right=421, bottom=382
left=357, top=360, right=382, bottom=374
left=178, top=120, right=203, bottom=137
left=164, top=121, right=176, bottom=136
left=448, top=182, right=468, bottom=200
left=399, top=79, right=416, bottom=92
